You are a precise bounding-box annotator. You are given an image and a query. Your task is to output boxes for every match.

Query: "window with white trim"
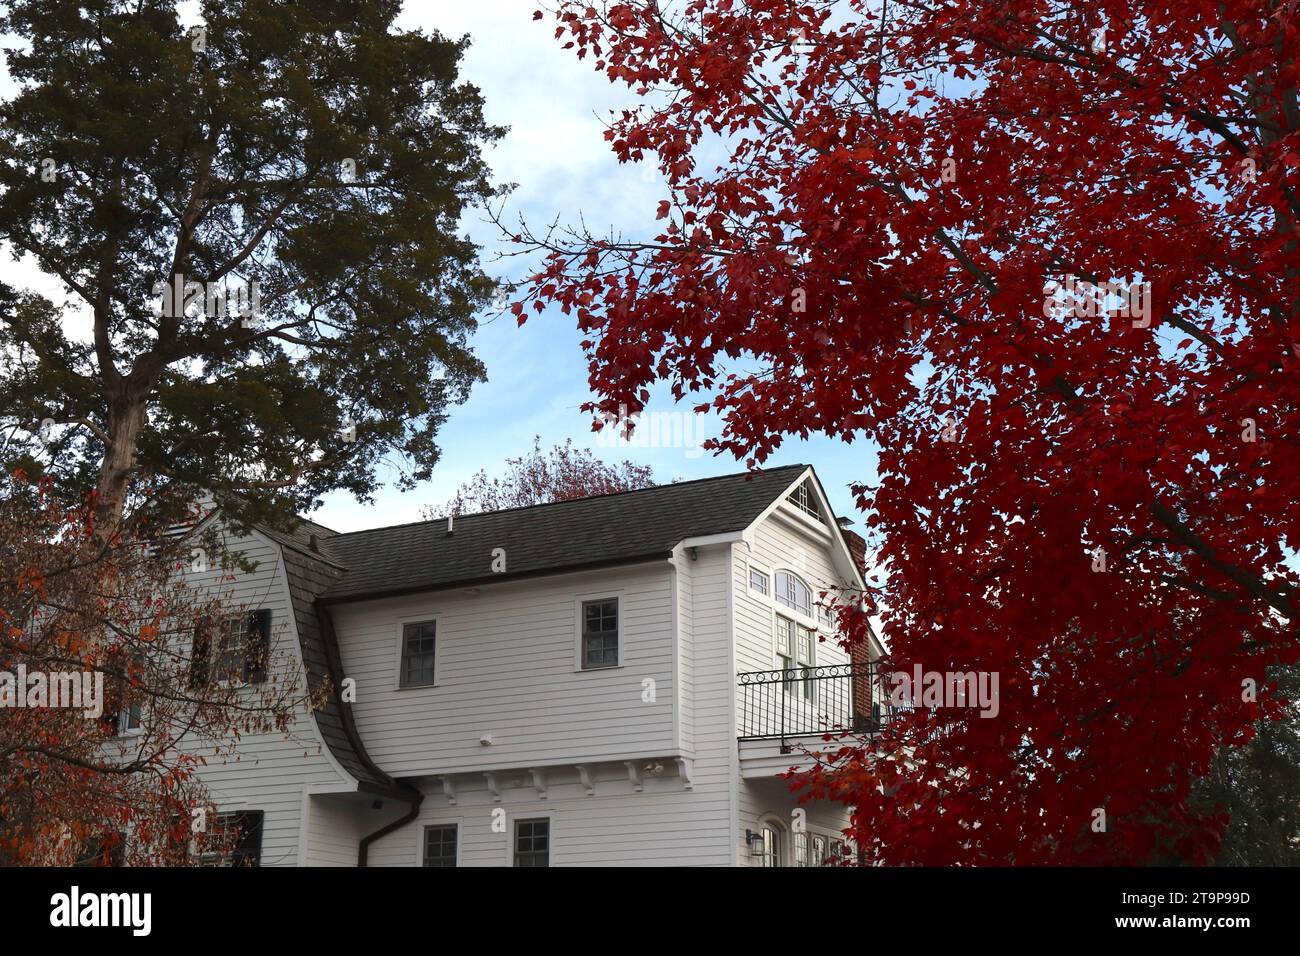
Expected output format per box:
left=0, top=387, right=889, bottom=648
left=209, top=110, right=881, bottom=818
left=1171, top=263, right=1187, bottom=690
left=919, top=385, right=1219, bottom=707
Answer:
left=514, top=818, right=550, bottom=867
left=776, top=615, right=815, bottom=700
left=795, top=831, right=810, bottom=867
left=581, top=598, right=619, bottom=669
left=399, top=620, right=437, bottom=687
left=423, top=824, right=457, bottom=867
left=761, top=825, right=782, bottom=867
left=200, top=811, right=263, bottom=867
left=190, top=610, right=271, bottom=687
left=811, top=834, right=827, bottom=866
left=775, top=571, right=813, bottom=616
left=749, top=567, right=769, bottom=595
left=213, top=615, right=247, bottom=683
left=776, top=615, right=795, bottom=680
left=118, top=691, right=142, bottom=734
left=108, top=652, right=144, bottom=736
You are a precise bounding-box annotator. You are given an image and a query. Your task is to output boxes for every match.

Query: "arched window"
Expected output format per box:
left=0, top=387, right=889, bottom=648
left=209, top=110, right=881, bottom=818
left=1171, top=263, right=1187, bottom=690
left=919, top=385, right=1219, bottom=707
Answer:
left=774, top=571, right=813, bottom=616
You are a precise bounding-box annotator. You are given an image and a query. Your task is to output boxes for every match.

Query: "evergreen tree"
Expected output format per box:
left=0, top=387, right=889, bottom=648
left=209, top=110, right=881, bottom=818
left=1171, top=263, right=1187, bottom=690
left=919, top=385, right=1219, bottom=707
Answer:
left=0, top=0, right=503, bottom=538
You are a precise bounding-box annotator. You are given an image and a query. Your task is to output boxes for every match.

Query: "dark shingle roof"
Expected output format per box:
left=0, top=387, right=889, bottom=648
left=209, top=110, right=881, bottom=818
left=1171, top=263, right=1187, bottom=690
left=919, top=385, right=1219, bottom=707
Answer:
left=318, top=464, right=808, bottom=603
left=257, top=516, right=340, bottom=558
left=278, top=544, right=403, bottom=794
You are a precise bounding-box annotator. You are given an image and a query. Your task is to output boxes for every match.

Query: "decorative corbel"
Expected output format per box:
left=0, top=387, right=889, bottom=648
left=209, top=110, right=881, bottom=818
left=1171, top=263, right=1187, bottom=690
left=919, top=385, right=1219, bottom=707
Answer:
left=529, top=767, right=547, bottom=799
left=677, top=757, right=694, bottom=791
left=624, top=760, right=643, bottom=792
left=576, top=764, right=595, bottom=796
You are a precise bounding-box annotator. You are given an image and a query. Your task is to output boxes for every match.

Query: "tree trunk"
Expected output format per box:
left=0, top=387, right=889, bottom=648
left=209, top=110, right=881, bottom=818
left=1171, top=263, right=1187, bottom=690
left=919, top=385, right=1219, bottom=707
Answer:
left=94, top=396, right=147, bottom=546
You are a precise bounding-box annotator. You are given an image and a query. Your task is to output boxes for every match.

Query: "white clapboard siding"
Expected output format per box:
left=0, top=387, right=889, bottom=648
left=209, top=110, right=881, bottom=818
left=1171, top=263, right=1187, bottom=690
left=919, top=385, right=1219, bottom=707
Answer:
left=304, top=794, right=374, bottom=866
left=167, top=526, right=353, bottom=866
left=330, top=562, right=678, bottom=777
left=732, top=503, right=857, bottom=864
left=735, top=504, right=854, bottom=677
left=363, top=543, right=738, bottom=867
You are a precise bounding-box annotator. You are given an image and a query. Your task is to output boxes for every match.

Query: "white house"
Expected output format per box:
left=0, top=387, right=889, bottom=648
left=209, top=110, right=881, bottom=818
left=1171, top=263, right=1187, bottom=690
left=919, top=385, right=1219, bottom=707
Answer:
left=166, top=464, right=887, bottom=867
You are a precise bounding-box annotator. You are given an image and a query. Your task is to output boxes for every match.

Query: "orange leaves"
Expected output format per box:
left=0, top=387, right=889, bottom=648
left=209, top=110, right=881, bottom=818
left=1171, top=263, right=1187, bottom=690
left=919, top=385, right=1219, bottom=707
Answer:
left=15, top=564, right=45, bottom=599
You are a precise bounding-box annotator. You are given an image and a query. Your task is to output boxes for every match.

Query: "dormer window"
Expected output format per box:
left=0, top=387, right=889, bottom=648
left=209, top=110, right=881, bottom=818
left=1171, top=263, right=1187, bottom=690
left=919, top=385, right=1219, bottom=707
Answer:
left=786, top=480, right=820, bottom=520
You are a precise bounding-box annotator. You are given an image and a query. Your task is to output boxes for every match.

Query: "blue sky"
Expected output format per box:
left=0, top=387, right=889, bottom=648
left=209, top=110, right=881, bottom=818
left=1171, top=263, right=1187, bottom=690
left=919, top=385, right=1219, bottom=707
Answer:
left=312, top=2, right=881, bottom=532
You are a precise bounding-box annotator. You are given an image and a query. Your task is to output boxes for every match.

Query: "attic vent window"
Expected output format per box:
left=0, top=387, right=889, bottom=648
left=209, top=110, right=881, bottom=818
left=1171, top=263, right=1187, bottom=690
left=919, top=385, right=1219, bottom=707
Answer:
left=786, top=480, right=820, bottom=519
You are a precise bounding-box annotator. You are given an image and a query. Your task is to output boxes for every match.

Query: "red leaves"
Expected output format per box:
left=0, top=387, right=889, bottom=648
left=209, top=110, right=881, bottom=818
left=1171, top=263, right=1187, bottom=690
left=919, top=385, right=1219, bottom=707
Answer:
left=527, top=0, right=1300, bottom=865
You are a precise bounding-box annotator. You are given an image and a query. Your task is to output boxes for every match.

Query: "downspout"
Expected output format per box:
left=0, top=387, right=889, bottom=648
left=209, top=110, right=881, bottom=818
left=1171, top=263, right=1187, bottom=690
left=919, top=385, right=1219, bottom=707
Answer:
left=358, top=785, right=423, bottom=867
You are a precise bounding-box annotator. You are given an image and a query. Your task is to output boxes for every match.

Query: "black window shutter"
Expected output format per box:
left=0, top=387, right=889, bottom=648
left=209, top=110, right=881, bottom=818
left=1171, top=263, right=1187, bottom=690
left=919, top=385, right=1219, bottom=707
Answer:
left=233, top=810, right=264, bottom=866
left=99, top=653, right=123, bottom=734
left=189, top=618, right=210, bottom=689
left=244, top=610, right=271, bottom=684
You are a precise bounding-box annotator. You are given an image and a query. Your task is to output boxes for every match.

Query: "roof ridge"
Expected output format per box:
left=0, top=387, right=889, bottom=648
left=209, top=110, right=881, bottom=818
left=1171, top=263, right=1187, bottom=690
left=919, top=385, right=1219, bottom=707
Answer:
left=267, top=528, right=350, bottom=571
left=324, top=463, right=809, bottom=539
left=295, top=516, right=340, bottom=537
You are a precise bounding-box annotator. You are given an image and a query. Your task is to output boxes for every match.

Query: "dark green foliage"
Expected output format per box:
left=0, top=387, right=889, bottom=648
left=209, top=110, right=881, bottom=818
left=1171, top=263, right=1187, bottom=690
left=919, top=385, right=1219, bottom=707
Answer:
left=0, top=0, right=503, bottom=532
left=1193, top=665, right=1300, bottom=866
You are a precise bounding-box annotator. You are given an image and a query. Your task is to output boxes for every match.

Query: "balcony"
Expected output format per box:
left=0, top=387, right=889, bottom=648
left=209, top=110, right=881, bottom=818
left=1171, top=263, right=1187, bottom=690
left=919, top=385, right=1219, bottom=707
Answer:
left=737, top=663, right=904, bottom=762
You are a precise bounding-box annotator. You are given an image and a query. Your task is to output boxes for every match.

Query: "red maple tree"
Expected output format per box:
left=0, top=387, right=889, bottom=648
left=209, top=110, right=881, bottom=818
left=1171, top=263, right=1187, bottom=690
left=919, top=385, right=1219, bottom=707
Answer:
left=518, top=1, right=1300, bottom=864
left=424, top=436, right=656, bottom=517
left=0, top=474, right=310, bottom=865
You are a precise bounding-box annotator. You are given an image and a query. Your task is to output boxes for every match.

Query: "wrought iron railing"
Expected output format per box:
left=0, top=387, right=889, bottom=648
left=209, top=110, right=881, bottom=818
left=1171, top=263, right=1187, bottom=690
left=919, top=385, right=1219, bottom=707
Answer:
left=737, top=662, right=905, bottom=746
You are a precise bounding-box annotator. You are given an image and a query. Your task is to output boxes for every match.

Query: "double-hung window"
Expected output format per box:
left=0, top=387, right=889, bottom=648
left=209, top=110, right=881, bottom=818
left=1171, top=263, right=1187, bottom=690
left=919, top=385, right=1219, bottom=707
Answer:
left=423, top=824, right=458, bottom=867
left=201, top=811, right=264, bottom=867
left=776, top=616, right=815, bottom=700
left=214, top=615, right=248, bottom=682
left=581, top=598, right=619, bottom=669
left=514, top=818, right=550, bottom=867
left=118, top=658, right=143, bottom=733
left=776, top=616, right=796, bottom=691
left=191, top=610, right=271, bottom=687
left=400, top=621, right=437, bottom=688
left=796, top=624, right=815, bottom=701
